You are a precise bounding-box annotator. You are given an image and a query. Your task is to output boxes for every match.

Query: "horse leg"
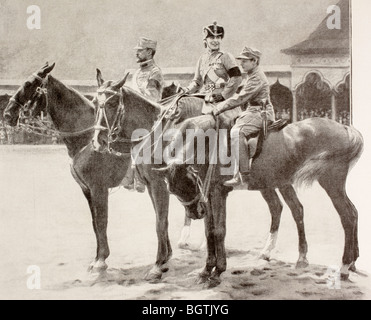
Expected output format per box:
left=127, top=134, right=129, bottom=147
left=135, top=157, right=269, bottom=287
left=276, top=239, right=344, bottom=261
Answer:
left=204, top=185, right=228, bottom=288
left=279, top=185, right=309, bottom=268
left=145, top=180, right=172, bottom=281
left=196, top=204, right=216, bottom=285
left=84, top=187, right=110, bottom=273
left=177, top=213, right=192, bottom=249
left=318, top=168, right=359, bottom=280
left=259, top=188, right=283, bottom=261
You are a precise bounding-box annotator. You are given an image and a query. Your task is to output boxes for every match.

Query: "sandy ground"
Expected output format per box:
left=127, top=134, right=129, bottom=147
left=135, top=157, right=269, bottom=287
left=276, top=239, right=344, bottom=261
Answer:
left=0, top=145, right=370, bottom=300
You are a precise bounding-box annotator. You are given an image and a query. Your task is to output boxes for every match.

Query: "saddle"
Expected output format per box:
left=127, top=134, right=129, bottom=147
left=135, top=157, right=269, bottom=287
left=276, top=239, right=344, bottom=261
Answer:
left=247, top=119, right=288, bottom=160
left=163, top=94, right=240, bottom=129
left=162, top=94, right=203, bottom=123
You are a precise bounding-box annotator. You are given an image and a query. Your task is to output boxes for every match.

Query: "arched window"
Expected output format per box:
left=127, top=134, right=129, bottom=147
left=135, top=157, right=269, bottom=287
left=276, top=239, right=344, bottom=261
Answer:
left=296, top=72, right=332, bottom=121
left=335, top=74, right=350, bottom=125
left=270, top=79, right=293, bottom=122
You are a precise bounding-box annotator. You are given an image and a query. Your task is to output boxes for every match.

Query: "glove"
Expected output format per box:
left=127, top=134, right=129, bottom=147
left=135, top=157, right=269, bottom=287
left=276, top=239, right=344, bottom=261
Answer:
left=211, top=93, right=225, bottom=103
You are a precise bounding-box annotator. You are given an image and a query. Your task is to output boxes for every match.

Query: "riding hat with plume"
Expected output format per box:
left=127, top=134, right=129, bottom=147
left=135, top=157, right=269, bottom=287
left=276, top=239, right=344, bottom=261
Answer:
left=203, top=21, right=224, bottom=39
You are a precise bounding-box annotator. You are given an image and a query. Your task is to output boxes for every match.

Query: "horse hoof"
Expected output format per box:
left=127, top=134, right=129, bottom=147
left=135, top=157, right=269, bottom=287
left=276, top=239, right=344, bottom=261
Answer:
left=87, top=260, right=108, bottom=273
left=296, top=259, right=309, bottom=269
left=341, top=272, right=349, bottom=281
left=349, top=263, right=356, bottom=272
left=178, top=242, right=190, bottom=250
left=196, top=273, right=209, bottom=285
left=203, top=277, right=221, bottom=289
left=144, top=266, right=163, bottom=282
left=161, top=267, right=169, bottom=273
left=259, top=253, right=270, bottom=261
left=144, top=272, right=162, bottom=282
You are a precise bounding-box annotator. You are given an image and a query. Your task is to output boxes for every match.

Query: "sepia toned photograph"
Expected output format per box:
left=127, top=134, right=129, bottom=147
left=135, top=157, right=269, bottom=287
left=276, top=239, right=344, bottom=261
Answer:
left=1, top=0, right=371, bottom=303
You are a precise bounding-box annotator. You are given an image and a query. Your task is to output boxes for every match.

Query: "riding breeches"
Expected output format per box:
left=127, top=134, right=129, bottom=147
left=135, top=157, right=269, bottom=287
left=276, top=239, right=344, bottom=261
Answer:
left=233, top=105, right=275, bottom=137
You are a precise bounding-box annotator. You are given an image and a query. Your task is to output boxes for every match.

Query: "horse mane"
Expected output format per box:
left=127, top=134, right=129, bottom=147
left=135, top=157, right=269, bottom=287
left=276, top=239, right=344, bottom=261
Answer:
left=48, top=76, right=95, bottom=112
left=121, top=86, right=163, bottom=115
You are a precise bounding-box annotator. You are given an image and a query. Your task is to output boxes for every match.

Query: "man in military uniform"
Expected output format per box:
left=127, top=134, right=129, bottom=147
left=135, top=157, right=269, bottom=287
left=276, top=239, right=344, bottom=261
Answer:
left=213, top=47, right=275, bottom=187
left=131, top=37, right=164, bottom=102
left=184, top=21, right=242, bottom=106
left=122, top=37, right=164, bottom=192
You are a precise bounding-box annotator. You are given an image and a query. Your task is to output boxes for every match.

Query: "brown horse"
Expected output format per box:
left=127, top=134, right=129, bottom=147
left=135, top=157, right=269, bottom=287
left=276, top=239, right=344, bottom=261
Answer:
left=91, top=73, right=363, bottom=287
left=3, top=63, right=173, bottom=281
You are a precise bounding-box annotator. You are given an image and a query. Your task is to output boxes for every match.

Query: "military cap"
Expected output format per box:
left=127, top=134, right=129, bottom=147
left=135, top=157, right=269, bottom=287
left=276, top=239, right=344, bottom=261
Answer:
left=134, top=37, right=157, bottom=50
left=236, top=47, right=262, bottom=60
left=203, top=21, right=224, bottom=39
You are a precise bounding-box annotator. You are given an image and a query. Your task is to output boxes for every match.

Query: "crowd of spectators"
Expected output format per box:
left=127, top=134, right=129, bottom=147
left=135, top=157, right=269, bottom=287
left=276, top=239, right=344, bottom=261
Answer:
left=275, top=109, right=292, bottom=121
left=297, top=108, right=332, bottom=121
left=274, top=108, right=350, bottom=125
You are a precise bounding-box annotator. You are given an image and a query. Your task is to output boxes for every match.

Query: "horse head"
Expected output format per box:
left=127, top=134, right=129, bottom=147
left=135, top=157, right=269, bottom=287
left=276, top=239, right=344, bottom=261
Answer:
left=3, top=62, right=55, bottom=126
left=92, top=69, right=163, bottom=153
left=155, top=163, right=207, bottom=220
left=92, top=69, right=130, bottom=152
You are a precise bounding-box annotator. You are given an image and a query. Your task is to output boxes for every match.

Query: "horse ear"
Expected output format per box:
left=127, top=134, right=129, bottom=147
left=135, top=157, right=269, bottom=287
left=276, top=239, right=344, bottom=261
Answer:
left=45, top=62, right=56, bottom=73
left=113, top=72, right=130, bottom=90
left=39, top=62, right=55, bottom=77
left=96, top=68, right=104, bottom=87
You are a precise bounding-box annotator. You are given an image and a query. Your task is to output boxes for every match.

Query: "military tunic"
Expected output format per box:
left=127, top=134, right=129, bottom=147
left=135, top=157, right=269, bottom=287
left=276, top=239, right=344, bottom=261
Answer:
left=214, top=66, right=275, bottom=137
left=187, top=51, right=242, bottom=100
left=131, top=59, right=164, bottom=102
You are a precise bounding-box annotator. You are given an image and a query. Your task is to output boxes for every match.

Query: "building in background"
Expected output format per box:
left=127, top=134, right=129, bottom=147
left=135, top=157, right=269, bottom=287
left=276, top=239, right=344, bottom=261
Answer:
left=0, top=0, right=352, bottom=143
left=282, top=0, right=350, bottom=124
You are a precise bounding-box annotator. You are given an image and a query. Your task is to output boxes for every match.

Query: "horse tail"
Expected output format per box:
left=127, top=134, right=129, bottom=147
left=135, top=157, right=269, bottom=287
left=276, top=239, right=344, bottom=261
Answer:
left=345, top=125, right=364, bottom=171
left=293, top=124, right=364, bottom=188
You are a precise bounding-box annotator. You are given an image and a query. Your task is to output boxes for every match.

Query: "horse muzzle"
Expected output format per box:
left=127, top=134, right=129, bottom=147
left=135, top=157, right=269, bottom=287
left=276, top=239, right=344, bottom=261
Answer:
left=185, top=201, right=207, bottom=220
left=3, top=110, right=18, bottom=127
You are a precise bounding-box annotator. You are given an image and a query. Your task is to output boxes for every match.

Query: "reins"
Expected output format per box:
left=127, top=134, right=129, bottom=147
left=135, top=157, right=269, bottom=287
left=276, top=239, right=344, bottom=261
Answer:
left=94, top=86, right=217, bottom=206
left=14, top=75, right=99, bottom=139
left=94, top=88, right=184, bottom=157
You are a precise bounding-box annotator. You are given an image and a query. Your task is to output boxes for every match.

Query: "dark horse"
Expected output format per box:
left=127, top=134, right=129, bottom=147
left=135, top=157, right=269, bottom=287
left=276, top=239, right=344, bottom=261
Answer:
left=3, top=63, right=173, bottom=280
left=91, top=73, right=363, bottom=287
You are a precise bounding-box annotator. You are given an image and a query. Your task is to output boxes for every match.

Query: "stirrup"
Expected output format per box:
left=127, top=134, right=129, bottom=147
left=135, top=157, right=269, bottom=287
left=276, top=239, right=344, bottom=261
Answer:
left=121, top=177, right=135, bottom=190
left=223, top=175, right=241, bottom=187
left=240, top=172, right=250, bottom=184
left=135, top=179, right=146, bottom=193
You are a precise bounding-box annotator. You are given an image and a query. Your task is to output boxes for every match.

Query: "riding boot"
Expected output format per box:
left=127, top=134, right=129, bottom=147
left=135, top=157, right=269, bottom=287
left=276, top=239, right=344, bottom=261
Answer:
left=239, top=134, right=251, bottom=177
left=223, top=170, right=241, bottom=187
left=121, top=165, right=135, bottom=190
left=134, top=172, right=146, bottom=193
left=223, top=133, right=250, bottom=187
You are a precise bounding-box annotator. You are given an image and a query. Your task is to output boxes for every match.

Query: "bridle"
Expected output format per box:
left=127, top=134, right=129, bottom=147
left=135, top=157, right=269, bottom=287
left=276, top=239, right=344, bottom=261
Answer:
left=164, top=166, right=206, bottom=208
left=93, top=86, right=208, bottom=207
left=10, top=74, right=99, bottom=138
left=9, top=73, right=47, bottom=124
left=93, top=86, right=182, bottom=155
left=94, top=87, right=127, bottom=153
